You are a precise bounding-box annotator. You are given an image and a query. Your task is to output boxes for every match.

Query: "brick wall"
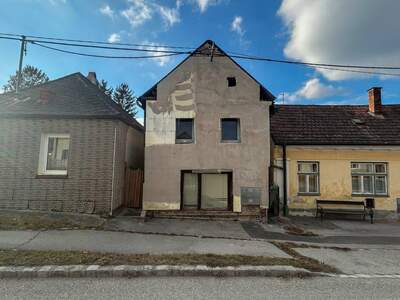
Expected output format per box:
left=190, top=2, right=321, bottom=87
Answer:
left=0, top=118, right=132, bottom=214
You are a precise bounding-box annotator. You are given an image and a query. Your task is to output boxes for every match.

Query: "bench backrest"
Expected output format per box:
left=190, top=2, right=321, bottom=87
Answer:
left=316, top=199, right=365, bottom=207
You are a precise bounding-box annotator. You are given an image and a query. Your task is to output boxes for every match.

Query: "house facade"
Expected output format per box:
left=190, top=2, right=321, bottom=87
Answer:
left=271, top=88, right=400, bottom=218
left=0, top=73, right=144, bottom=215
left=139, top=41, right=275, bottom=216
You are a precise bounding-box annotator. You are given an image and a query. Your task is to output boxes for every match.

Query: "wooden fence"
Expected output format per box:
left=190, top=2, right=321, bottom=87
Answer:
left=124, top=168, right=144, bottom=208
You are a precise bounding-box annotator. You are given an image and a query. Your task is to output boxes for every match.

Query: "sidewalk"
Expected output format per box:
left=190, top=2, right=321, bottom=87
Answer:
left=0, top=229, right=289, bottom=258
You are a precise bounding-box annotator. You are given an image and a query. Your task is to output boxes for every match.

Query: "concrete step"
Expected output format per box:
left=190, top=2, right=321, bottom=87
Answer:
left=152, top=210, right=260, bottom=221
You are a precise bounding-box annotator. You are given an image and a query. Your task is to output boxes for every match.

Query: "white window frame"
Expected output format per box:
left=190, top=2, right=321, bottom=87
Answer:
left=38, top=134, right=70, bottom=176
left=351, top=162, right=388, bottom=196
left=297, top=161, right=320, bottom=195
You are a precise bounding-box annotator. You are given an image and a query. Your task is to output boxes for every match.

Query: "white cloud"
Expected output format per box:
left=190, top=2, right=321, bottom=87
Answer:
left=100, top=4, right=115, bottom=19
left=285, top=78, right=346, bottom=103
left=194, top=0, right=222, bottom=13
left=121, top=0, right=153, bottom=27
left=141, top=41, right=172, bottom=67
left=231, top=16, right=244, bottom=37
left=278, top=0, right=400, bottom=81
left=121, top=0, right=181, bottom=29
left=157, top=1, right=181, bottom=27
left=107, top=33, right=121, bottom=43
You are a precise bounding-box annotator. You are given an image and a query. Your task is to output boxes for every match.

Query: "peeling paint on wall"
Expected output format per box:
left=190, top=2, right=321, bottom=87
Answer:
left=146, top=73, right=196, bottom=147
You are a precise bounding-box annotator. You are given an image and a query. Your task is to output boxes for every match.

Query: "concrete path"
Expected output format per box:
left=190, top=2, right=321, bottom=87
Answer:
left=296, top=247, right=400, bottom=275
left=104, top=217, right=251, bottom=239
left=0, top=230, right=290, bottom=258
left=242, top=222, right=400, bottom=246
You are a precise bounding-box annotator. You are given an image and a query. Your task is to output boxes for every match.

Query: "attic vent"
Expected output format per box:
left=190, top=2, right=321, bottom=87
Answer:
left=352, top=118, right=365, bottom=125
left=227, top=77, right=236, bottom=87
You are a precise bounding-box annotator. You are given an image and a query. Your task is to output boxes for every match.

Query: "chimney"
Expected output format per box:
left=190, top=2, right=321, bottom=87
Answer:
left=368, top=87, right=382, bottom=114
left=87, top=72, right=98, bottom=86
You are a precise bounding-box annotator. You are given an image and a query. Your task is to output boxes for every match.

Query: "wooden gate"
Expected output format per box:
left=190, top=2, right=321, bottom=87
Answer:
left=124, top=167, right=144, bottom=208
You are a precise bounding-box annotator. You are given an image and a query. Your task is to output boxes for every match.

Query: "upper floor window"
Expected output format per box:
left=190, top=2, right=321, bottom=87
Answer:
left=221, top=118, right=240, bottom=142
left=176, top=118, right=194, bottom=144
left=38, top=134, right=70, bottom=176
left=351, top=162, right=388, bottom=196
left=298, top=161, right=319, bottom=194
left=227, top=77, right=236, bottom=87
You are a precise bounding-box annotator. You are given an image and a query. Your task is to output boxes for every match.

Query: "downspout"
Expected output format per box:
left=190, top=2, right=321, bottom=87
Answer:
left=110, top=126, right=117, bottom=216
left=282, top=144, right=288, bottom=216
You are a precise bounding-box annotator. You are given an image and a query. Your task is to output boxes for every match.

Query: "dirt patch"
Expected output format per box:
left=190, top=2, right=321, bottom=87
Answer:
left=0, top=211, right=105, bottom=230
left=271, top=241, right=341, bottom=273
left=0, top=249, right=334, bottom=272
left=283, top=225, right=318, bottom=237
left=279, top=241, right=351, bottom=252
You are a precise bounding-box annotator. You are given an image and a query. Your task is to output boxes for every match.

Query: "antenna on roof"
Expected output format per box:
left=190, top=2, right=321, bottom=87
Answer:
left=210, top=41, right=215, bottom=62
left=279, top=92, right=285, bottom=104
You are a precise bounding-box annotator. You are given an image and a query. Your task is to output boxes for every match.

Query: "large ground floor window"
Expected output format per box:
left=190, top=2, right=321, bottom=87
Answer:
left=181, top=171, right=232, bottom=210
left=351, top=162, right=388, bottom=196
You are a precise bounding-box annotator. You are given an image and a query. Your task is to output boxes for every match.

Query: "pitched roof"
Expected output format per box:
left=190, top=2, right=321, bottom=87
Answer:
left=271, top=104, right=400, bottom=146
left=0, top=72, right=143, bottom=131
left=138, top=40, right=275, bottom=107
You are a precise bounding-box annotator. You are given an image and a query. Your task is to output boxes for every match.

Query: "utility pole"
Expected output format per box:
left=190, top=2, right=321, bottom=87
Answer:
left=16, top=35, right=26, bottom=93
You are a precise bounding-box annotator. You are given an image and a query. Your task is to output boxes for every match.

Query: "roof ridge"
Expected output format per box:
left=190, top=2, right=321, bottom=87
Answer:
left=76, top=73, right=143, bottom=129
left=0, top=72, right=82, bottom=96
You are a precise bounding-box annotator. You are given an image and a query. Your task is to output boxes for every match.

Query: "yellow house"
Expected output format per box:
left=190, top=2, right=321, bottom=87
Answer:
left=271, top=87, right=400, bottom=219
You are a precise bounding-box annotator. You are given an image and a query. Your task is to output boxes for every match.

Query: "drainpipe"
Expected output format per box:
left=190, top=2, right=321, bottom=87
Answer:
left=110, top=127, right=117, bottom=216
left=282, top=144, right=288, bottom=216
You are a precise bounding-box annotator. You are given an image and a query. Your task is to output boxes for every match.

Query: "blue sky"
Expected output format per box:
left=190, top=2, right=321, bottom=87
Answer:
left=1, top=0, right=400, bottom=121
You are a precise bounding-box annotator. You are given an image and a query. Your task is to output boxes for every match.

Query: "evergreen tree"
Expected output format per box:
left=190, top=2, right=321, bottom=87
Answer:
left=3, top=65, right=49, bottom=92
left=99, top=79, right=113, bottom=98
left=113, top=83, right=137, bottom=116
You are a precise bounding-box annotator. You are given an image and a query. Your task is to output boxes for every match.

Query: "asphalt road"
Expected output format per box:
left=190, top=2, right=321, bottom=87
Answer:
left=1, top=277, right=400, bottom=300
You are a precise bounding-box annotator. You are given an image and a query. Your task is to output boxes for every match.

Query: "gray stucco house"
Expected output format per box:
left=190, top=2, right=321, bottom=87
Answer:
left=0, top=72, right=144, bottom=215
left=138, top=40, right=275, bottom=218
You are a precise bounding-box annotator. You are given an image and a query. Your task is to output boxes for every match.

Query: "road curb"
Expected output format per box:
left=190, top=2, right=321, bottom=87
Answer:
left=0, top=265, right=319, bottom=279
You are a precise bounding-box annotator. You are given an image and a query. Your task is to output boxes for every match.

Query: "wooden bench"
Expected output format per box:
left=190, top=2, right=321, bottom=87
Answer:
left=316, top=199, right=374, bottom=224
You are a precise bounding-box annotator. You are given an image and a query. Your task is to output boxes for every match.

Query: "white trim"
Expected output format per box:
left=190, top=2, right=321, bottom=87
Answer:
left=287, top=145, right=400, bottom=151
left=38, top=134, right=70, bottom=176
left=110, top=127, right=117, bottom=216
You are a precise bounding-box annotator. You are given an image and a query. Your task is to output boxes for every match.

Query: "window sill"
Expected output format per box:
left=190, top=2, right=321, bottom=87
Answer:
left=297, top=193, right=320, bottom=196
left=175, top=140, right=194, bottom=144
left=221, top=140, right=241, bottom=144
left=36, top=174, right=68, bottom=179
left=352, top=194, right=389, bottom=198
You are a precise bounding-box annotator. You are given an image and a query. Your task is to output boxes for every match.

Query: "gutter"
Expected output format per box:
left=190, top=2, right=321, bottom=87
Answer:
left=282, top=144, right=288, bottom=216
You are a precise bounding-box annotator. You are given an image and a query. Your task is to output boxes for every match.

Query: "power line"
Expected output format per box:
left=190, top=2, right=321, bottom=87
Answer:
left=0, top=32, right=196, bottom=50
left=312, top=65, right=400, bottom=77
left=31, top=41, right=185, bottom=59
left=223, top=53, right=400, bottom=70
left=1, top=33, right=400, bottom=76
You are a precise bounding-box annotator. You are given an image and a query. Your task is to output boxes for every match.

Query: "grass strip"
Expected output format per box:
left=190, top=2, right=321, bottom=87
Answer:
left=271, top=241, right=340, bottom=273
left=0, top=213, right=104, bottom=230
left=0, top=249, right=336, bottom=273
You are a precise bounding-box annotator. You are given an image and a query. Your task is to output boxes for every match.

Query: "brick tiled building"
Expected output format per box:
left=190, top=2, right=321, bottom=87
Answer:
left=0, top=72, right=143, bottom=215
